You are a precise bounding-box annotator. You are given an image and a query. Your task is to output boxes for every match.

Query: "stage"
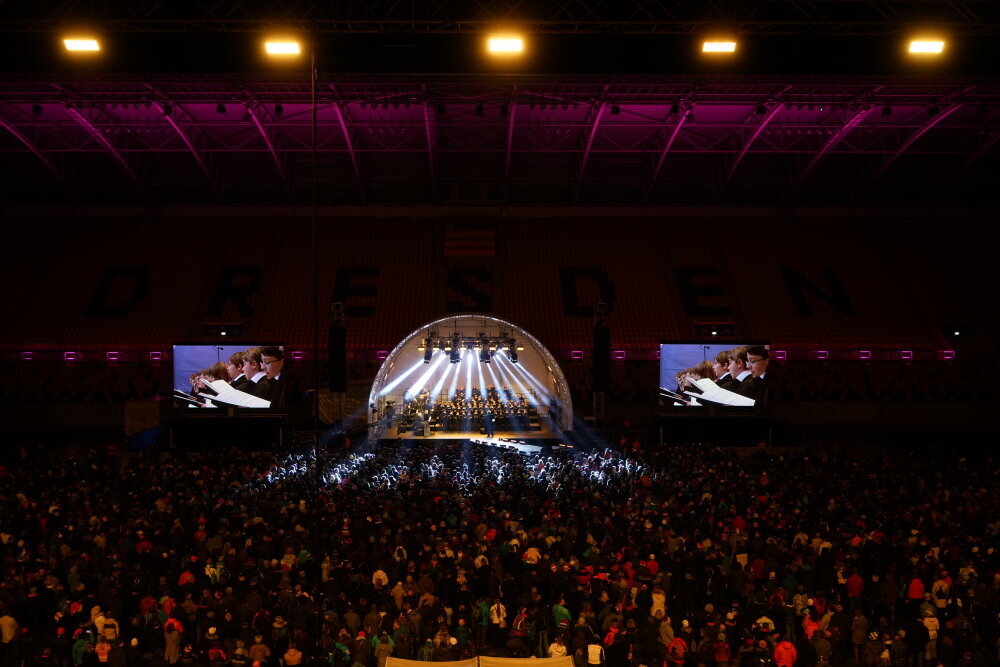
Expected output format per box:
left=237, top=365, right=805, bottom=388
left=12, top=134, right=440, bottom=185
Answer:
left=387, top=424, right=562, bottom=441
left=385, top=434, right=576, bottom=454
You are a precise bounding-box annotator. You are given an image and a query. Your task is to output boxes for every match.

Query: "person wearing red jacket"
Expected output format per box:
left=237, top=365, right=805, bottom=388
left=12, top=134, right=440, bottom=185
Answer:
left=665, top=636, right=688, bottom=667
left=906, top=577, right=925, bottom=615
left=847, top=570, right=865, bottom=602
left=802, top=613, right=820, bottom=640
left=773, top=637, right=797, bottom=666
left=712, top=633, right=732, bottom=666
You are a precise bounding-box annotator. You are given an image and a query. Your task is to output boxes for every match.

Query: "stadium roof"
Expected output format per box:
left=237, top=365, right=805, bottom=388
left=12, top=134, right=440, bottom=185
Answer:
left=2, top=73, right=998, bottom=206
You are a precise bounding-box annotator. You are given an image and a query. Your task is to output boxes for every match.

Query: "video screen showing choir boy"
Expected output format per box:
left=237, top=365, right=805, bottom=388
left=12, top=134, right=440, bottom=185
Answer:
left=172, top=344, right=286, bottom=410
left=659, top=343, right=769, bottom=408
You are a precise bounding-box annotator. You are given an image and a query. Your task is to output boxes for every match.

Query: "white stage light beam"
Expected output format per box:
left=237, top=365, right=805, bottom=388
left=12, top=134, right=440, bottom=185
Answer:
left=485, top=357, right=502, bottom=389
left=476, top=353, right=487, bottom=395
left=449, top=350, right=464, bottom=397
left=379, top=358, right=428, bottom=395
left=403, top=352, right=446, bottom=399
left=430, top=357, right=457, bottom=401
left=495, top=353, right=536, bottom=404
left=464, top=348, right=474, bottom=396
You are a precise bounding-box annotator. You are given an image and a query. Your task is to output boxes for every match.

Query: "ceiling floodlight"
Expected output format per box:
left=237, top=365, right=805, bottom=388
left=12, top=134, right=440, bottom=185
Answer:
left=64, top=38, right=100, bottom=52
left=487, top=35, right=525, bottom=55
left=702, top=41, right=737, bottom=53
left=265, top=40, right=302, bottom=56
left=909, top=39, right=945, bottom=55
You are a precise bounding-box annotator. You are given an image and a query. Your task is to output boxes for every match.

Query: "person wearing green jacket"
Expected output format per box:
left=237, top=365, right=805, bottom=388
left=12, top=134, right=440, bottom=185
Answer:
left=418, top=639, right=435, bottom=661
left=552, top=598, right=572, bottom=628
left=473, top=599, right=490, bottom=650
left=71, top=635, right=92, bottom=666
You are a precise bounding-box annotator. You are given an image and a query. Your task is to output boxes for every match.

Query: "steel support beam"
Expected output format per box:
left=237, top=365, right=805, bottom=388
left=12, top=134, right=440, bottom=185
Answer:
left=650, top=106, right=692, bottom=183
left=422, top=89, right=437, bottom=182
left=329, top=85, right=361, bottom=185
left=725, top=99, right=789, bottom=183
left=578, top=101, right=606, bottom=182
left=0, top=113, right=63, bottom=183
left=797, top=107, right=873, bottom=185
left=245, top=102, right=287, bottom=183
left=3, top=13, right=999, bottom=36
left=503, top=98, right=517, bottom=201
left=874, top=103, right=964, bottom=179
left=146, top=86, right=222, bottom=202
left=64, top=106, right=146, bottom=195
left=958, top=131, right=1000, bottom=176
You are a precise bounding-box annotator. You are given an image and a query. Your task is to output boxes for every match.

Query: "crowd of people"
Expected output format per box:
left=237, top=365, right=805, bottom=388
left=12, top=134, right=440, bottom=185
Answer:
left=0, top=438, right=997, bottom=667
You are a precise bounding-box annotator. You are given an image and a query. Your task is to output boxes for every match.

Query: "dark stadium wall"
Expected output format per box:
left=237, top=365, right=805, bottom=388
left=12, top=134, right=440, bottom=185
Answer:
left=1, top=207, right=996, bottom=442
left=4, top=208, right=994, bottom=355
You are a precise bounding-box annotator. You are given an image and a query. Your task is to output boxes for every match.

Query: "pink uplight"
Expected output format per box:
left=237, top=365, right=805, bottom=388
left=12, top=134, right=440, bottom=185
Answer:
left=815, top=350, right=829, bottom=360
left=900, top=350, right=913, bottom=361
left=858, top=350, right=872, bottom=360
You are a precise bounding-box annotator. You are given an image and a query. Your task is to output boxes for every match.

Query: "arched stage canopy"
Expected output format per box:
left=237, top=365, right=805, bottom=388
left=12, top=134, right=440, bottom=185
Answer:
left=369, top=314, right=573, bottom=431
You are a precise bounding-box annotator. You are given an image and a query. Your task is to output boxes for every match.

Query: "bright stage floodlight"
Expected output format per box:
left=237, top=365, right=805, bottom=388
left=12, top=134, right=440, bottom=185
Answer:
left=908, top=39, right=945, bottom=55
left=702, top=41, right=737, bottom=53
left=486, top=35, right=525, bottom=56
left=264, top=40, right=302, bottom=56
left=63, top=38, right=100, bottom=52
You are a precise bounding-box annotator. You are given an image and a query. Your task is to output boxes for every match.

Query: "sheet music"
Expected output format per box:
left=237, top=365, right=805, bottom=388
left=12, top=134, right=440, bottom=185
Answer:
left=687, top=378, right=755, bottom=407
left=174, top=390, right=205, bottom=407
left=659, top=387, right=686, bottom=402
left=200, top=380, right=271, bottom=408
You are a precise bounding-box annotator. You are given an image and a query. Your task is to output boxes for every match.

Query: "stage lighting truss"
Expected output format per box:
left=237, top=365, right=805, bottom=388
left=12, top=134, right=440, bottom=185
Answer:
left=419, top=334, right=520, bottom=362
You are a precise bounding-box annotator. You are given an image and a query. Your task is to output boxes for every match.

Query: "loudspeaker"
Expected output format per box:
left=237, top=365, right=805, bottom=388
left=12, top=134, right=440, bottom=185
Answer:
left=328, top=324, right=347, bottom=392
left=592, top=321, right=611, bottom=392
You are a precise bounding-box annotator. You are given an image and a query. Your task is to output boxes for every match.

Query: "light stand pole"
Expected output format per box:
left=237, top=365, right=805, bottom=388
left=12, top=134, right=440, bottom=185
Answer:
left=309, top=33, right=326, bottom=656
left=311, top=41, right=320, bottom=466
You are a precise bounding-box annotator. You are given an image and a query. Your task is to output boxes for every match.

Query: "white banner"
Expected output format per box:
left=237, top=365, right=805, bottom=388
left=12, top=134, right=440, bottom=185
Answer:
left=386, top=658, right=478, bottom=667
left=480, top=658, right=574, bottom=667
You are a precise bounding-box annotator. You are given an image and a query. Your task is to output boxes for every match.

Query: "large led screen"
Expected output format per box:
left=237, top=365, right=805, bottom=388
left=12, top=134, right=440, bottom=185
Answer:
left=172, top=344, right=286, bottom=410
left=659, top=342, right=770, bottom=410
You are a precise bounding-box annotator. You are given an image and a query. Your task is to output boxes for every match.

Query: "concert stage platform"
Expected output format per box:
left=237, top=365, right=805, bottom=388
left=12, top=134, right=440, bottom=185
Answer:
left=389, top=425, right=560, bottom=440
left=385, top=434, right=575, bottom=454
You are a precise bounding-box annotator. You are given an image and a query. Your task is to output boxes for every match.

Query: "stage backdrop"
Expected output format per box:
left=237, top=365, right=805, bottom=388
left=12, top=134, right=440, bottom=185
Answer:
left=369, top=314, right=574, bottom=430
